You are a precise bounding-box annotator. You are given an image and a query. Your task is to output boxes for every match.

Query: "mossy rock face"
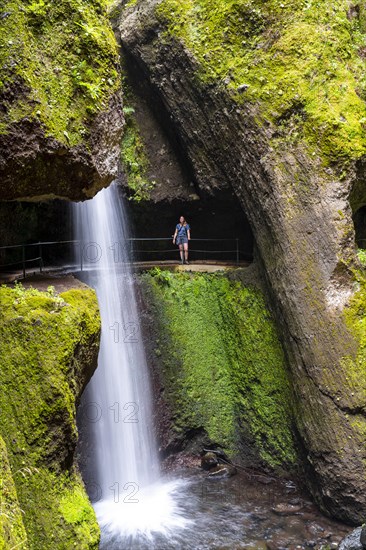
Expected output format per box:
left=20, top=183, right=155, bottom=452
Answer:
left=0, top=435, right=28, bottom=550
left=0, top=283, right=101, bottom=548
left=154, top=0, right=366, bottom=164
left=139, top=269, right=297, bottom=470
left=0, top=0, right=124, bottom=201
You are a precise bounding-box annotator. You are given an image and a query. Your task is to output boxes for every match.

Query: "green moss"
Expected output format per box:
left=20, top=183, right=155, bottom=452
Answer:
left=0, top=283, right=100, bottom=548
left=0, top=436, right=28, bottom=550
left=0, top=0, right=120, bottom=145
left=157, top=0, right=366, bottom=163
left=120, top=75, right=156, bottom=201
left=341, top=269, right=366, bottom=395
left=357, top=248, right=366, bottom=266
left=335, top=270, right=366, bottom=458
left=14, top=470, right=99, bottom=550
left=143, top=269, right=296, bottom=468
left=121, top=107, right=155, bottom=201
left=59, top=486, right=95, bottom=525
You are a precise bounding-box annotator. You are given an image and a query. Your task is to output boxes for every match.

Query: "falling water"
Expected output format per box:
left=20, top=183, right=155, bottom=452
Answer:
left=73, top=183, right=189, bottom=548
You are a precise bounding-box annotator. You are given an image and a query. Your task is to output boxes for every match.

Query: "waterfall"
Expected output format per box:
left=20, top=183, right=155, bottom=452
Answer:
left=73, top=183, right=189, bottom=548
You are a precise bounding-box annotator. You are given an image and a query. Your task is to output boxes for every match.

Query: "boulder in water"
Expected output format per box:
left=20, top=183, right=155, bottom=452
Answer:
left=201, top=449, right=237, bottom=477
left=339, top=527, right=363, bottom=550
left=361, top=525, right=366, bottom=548
left=201, top=452, right=219, bottom=471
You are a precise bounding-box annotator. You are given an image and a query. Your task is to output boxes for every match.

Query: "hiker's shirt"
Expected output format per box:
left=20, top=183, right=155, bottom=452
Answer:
left=176, top=223, right=190, bottom=244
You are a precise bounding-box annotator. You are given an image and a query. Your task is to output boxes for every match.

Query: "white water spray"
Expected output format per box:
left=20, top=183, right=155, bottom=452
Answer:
left=74, top=184, right=189, bottom=547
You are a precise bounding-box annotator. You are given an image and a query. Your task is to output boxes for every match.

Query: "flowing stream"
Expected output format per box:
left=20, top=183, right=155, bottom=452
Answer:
left=73, top=183, right=348, bottom=549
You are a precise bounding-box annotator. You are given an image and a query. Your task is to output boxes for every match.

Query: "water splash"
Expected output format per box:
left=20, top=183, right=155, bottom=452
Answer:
left=73, top=183, right=190, bottom=545
left=94, top=480, right=190, bottom=543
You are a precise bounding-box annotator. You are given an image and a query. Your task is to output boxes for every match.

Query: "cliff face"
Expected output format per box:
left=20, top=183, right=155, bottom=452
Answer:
left=0, top=283, right=101, bottom=549
left=118, top=0, right=366, bottom=523
left=0, top=0, right=124, bottom=201
left=139, top=268, right=297, bottom=470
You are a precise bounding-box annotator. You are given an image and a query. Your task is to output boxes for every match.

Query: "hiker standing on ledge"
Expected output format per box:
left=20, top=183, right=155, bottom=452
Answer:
left=173, top=216, right=191, bottom=265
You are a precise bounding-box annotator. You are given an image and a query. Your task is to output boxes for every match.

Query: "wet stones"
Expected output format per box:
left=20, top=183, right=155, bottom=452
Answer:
left=272, top=502, right=303, bottom=516
left=201, top=451, right=218, bottom=471
left=200, top=450, right=237, bottom=478
left=339, top=526, right=366, bottom=550
left=361, top=525, right=366, bottom=548
left=207, top=464, right=237, bottom=478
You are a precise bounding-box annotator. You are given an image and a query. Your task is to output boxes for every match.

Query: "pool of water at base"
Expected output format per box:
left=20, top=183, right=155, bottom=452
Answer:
left=97, top=469, right=349, bottom=550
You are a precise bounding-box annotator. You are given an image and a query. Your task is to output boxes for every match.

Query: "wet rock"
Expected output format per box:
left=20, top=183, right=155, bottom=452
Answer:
left=272, top=503, right=303, bottom=516
left=339, top=527, right=363, bottom=550
left=266, top=537, right=295, bottom=550
left=203, top=448, right=231, bottom=463
left=237, top=83, right=249, bottom=93
left=200, top=449, right=237, bottom=477
left=332, top=534, right=346, bottom=545
left=0, top=92, right=124, bottom=201
left=256, top=475, right=274, bottom=485
left=361, top=525, right=366, bottom=548
left=207, top=464, right=237, bottom=478
left=306, top=523, right=325, bottom=537
left=201, top=452, right=219, bottom=471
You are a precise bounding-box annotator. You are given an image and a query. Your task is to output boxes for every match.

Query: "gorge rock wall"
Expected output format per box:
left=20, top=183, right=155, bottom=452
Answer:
left=0, top=283, right=101, bottom=549
left=118, top=0, right=366, bottom=523
left=138, top=268, right=297, bottom=470
left=0, top=0, right=124, bottom=201
left=113, top=59, right=255, bottom=254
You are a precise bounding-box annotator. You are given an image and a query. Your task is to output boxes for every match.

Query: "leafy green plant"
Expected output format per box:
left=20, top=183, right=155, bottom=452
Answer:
left=123, top=106, right=136, bottom=116
left=1, top=0, right=120, bottom=145
left=10, top=282, right=66, bottom=309
left=121, top=102, right=156, bottom=201
left=358, top=248, right=366, bottom=266
left=26, top=0, right=48, bottom=22
left=148, top=267, right=174, bottom=286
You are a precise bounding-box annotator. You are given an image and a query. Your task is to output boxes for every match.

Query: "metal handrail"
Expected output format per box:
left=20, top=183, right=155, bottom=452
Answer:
left=0, top=237, right=248, bottom=278
left=0, top=240, right=78, bottom=251
left=1, top=257, right=42, bottom=267
left=0, top=238, right=240, bottom=250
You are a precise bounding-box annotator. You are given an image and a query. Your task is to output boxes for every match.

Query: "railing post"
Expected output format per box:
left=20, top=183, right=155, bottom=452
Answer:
left=236, top=238, right=239, bottom=265
left=80, top=241, right=83, bottom=271
left=22, top=245, right=26, bottom=279
left=39, top=242, right=43, bottom=273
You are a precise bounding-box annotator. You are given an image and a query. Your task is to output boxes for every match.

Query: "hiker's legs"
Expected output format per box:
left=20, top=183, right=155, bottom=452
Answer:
left=183, top=243, right=188, bottom=262
left=178, top=244, right=184, bottom=262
